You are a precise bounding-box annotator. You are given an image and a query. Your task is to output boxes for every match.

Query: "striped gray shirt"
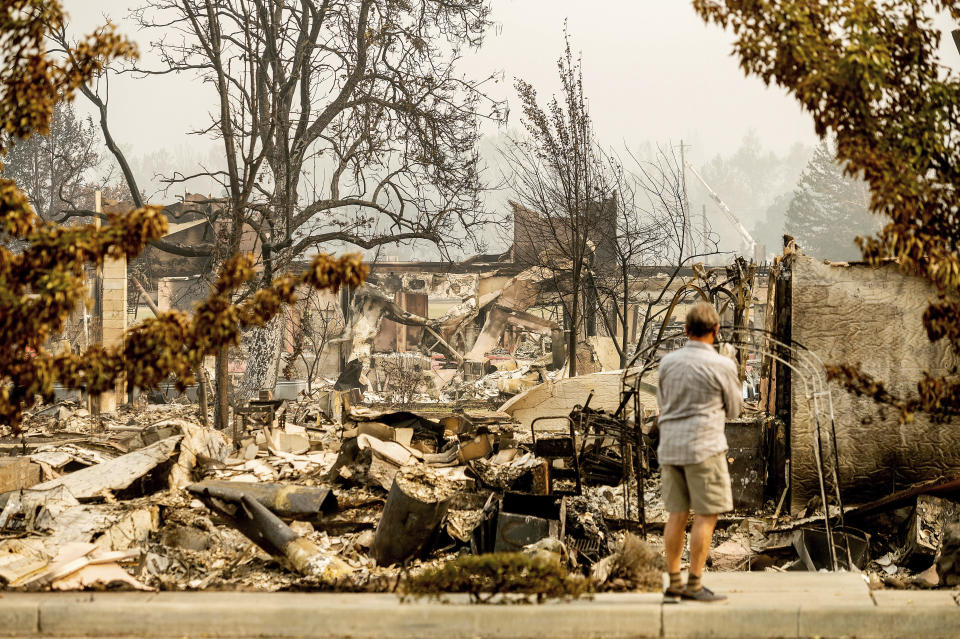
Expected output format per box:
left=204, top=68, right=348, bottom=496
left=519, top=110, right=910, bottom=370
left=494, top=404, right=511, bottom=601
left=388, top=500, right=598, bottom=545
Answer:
left=656, top=341, right=742, bottom=465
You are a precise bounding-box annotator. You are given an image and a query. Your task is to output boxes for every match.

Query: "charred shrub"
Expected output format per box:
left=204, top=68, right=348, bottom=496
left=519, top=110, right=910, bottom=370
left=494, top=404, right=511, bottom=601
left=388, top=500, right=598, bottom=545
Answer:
left=401, top=552, right=591, bottom=603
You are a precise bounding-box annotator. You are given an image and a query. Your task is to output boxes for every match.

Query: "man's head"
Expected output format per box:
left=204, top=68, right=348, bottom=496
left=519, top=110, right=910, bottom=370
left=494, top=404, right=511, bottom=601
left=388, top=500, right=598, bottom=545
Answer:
left=685, top=302, right=720, bottom=342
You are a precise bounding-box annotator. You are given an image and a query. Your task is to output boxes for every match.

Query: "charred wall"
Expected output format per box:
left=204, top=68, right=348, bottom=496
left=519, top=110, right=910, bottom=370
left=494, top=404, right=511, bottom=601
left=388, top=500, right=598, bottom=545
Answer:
left=788, top=253, right=960, bottom=511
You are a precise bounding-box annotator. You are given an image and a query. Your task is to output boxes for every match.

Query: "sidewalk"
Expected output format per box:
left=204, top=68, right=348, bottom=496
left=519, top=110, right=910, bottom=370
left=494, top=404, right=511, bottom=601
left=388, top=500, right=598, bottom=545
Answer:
left=0, top=573, right=957, bottom=639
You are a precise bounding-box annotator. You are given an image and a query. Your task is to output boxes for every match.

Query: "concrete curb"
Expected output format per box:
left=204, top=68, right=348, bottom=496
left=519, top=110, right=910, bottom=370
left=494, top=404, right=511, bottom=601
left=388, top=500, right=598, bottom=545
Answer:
left=35, top=593, right=661, bottom=639
left=0, top=594, right=38, bottom=634
left=799, top=603, right=960, bottom=639
left=663, top=601, right=802, bottom=638
left=7, top=592, right=665, bottom=639
left=0, top=589, right=956, bottom=639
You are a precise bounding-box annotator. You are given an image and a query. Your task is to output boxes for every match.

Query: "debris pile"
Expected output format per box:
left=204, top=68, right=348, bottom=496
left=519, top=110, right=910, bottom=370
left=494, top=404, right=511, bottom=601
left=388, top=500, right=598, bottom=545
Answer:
left=0, top=392, right=661, bottom=594
left=592, top=533, right=665, bottom=592
left=2, top=387, right=959, bottom=596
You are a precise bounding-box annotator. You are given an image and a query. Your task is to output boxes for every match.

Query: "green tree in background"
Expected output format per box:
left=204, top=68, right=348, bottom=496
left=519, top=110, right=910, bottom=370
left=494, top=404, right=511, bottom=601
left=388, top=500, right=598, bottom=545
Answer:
left=784, top=141, right=875, bottom=261
left=3, top=101, right=100, bottom=221
left=752, top=192, right=792, bottom=257
left=698, top=131, right=811, bottom=256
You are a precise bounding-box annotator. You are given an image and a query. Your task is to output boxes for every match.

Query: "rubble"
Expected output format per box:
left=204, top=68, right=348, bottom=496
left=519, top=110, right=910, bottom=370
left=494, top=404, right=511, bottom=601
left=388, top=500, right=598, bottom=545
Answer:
left=495, top=493, right=566, bottom=552
left=937, top=523, right=960, bottom=587
left=0, top=457, right=41, bottom=493
left=30, top=543, right=152, bottom=591
left=591, top=533, right=664, bottom=592
left=709, top=538, right=753, bottom=571
left=500, top=370, right=645, bottom=431
left=189, top=481, right=350, bottom=581
left=902, top=496, right=960, bottom=570
left=187, top=481, right=337, bottom=518
left=24, top=436, right=180, bottom=500
left=372, top=465, right=456, bottom=566
left=793, top=525, right=870, bottom=572
left=2, top=313, right=959, bottom=597
left=0, top=539, right=47, bottom=585
left=0, top=388, right=613, bottom=593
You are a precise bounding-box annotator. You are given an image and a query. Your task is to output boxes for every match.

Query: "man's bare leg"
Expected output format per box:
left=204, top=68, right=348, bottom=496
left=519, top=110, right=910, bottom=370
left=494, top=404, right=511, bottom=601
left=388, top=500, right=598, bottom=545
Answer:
left=664, top=511, right=688, bottom=573
left=663, top=510, right=688, bottom=595
left=687, top=513, right=719, bottom=592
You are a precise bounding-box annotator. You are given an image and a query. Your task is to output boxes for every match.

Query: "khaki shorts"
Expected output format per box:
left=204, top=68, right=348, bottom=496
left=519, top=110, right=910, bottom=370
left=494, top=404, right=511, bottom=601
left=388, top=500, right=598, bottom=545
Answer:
left=661, top=451, right=733, bottom=515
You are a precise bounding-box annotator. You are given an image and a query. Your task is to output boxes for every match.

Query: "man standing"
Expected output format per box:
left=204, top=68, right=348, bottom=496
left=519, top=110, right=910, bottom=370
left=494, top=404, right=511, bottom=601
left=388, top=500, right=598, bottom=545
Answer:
left=657, top=302, right=742, bottom=602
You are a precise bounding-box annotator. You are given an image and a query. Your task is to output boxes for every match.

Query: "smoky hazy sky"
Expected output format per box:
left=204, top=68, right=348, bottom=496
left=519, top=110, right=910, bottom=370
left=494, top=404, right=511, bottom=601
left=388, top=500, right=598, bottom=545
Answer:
left=63, top=0, right=823, bottom=167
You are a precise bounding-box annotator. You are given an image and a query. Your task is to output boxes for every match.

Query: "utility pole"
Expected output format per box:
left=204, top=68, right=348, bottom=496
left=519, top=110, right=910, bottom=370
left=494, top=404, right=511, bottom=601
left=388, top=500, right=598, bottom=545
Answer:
left=684, top=160, right=758, bottom=261
left=702, top=203, right=709, bottom=261
left=679, top=140, right=693, bottom=259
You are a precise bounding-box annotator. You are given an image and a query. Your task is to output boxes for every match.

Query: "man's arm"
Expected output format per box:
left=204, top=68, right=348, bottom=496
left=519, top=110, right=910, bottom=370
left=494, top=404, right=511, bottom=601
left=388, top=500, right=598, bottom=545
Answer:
left=719, top=360, right=743, bottom=419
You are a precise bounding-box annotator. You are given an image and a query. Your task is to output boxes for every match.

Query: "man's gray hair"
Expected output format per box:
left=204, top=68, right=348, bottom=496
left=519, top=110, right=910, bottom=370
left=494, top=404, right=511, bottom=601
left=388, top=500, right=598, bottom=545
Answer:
left=686, top=302, right=720, bottom=337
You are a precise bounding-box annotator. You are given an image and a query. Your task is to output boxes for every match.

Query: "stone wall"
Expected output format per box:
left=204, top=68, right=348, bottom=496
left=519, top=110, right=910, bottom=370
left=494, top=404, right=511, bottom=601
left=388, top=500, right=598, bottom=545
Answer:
left=789, top=254, right=959, bottom=510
